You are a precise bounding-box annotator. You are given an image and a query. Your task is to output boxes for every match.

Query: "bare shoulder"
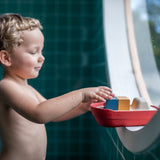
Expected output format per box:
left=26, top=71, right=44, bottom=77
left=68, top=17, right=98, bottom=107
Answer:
left=0, top=79, right=29, bottom=112
left=0, top=79, right=23, bottom=100
left=0, top=79, right=20, bottom=89
left=0, top=79, right=40, bottom=120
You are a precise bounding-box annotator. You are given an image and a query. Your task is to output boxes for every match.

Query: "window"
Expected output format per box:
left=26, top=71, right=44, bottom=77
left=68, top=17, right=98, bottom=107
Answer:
left=130, top=0, right=160, bottom=106
left=103, top=0, right=160, bottom=153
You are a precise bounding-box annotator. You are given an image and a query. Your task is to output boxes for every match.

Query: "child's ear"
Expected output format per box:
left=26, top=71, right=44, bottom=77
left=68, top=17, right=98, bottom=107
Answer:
left=0, top=50, right=11, bottom=67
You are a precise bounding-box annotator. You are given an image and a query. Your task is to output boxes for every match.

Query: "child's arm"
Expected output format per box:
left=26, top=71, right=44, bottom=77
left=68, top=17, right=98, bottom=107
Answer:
left=35, top=87, right=114, bottom=123
left=53, top=102, right=91, bottom=122
left=0, top=81, right=114, bottom=123
left=34, top=88, right=100, bottom=122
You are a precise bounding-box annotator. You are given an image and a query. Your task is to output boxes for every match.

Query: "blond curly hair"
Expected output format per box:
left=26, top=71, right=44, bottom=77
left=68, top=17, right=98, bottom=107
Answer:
left=0, top=13, right=42, bottom=53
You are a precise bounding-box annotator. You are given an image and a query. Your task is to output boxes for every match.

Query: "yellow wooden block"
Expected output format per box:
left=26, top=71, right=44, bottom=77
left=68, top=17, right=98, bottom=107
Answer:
left=116, top=96, right=130, bottom=110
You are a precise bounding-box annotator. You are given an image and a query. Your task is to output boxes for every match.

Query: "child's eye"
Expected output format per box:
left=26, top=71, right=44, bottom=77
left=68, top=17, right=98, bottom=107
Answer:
left=29, top=52, right=37, bottom=55
left=29, top=50, right=44, bottom=55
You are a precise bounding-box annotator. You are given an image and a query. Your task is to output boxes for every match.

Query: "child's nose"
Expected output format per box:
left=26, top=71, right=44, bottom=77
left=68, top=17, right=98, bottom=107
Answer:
left=38, top=54, right=45, bottom=62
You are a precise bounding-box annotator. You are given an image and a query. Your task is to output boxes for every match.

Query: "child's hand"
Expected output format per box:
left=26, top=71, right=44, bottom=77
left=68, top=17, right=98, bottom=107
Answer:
left=82, top=86, right=114, bottom=103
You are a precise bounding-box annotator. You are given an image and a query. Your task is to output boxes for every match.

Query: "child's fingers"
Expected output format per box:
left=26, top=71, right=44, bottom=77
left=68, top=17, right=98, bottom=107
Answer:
left=83, top=86, right=114, bottom=102
left=100, top=89, right=113, bottom=96
left=96, top=91, right=113, bottom=101
left=99, top=87, right=115, bottom=98
left=99, top=86, right=113, bottom=93
left=99, top=86, right=112, bottom=90
left=94, top=94, right=106, bottom=102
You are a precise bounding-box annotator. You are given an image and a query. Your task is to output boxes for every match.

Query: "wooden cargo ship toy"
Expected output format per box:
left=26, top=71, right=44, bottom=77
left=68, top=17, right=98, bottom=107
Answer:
left=90, top=96, right=158, bottom=127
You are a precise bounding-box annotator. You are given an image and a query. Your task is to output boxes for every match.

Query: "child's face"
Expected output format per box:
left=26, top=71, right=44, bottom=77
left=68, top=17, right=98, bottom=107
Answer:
left=9, top=28, right=45, bottom=79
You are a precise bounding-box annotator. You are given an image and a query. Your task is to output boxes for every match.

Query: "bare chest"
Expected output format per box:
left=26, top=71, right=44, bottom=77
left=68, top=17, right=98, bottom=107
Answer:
left=0, top=108, right=47, bottom=160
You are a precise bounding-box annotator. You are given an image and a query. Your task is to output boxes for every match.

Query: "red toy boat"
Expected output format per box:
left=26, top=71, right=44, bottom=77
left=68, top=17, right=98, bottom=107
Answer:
left=90, top=102, right=158, bottom=127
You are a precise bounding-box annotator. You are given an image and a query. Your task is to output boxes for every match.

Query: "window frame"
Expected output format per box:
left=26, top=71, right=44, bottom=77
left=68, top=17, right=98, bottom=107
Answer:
left=103, top=0, right=160, bottom=153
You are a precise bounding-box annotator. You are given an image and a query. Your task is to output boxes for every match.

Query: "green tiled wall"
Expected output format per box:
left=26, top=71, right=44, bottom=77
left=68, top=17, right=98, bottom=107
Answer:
left=0, top=0, right=104, bottom=160
left=90, top=0, right=110, bottom=87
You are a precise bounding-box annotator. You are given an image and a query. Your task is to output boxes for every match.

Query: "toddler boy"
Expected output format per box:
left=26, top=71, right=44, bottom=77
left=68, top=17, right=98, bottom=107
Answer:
left=0, top=13, right=114, bottom=160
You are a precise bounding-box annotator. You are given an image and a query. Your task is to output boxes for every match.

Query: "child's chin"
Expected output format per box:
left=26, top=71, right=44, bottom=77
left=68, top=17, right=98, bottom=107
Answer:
left=28, top=74, right=39, bottom=79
